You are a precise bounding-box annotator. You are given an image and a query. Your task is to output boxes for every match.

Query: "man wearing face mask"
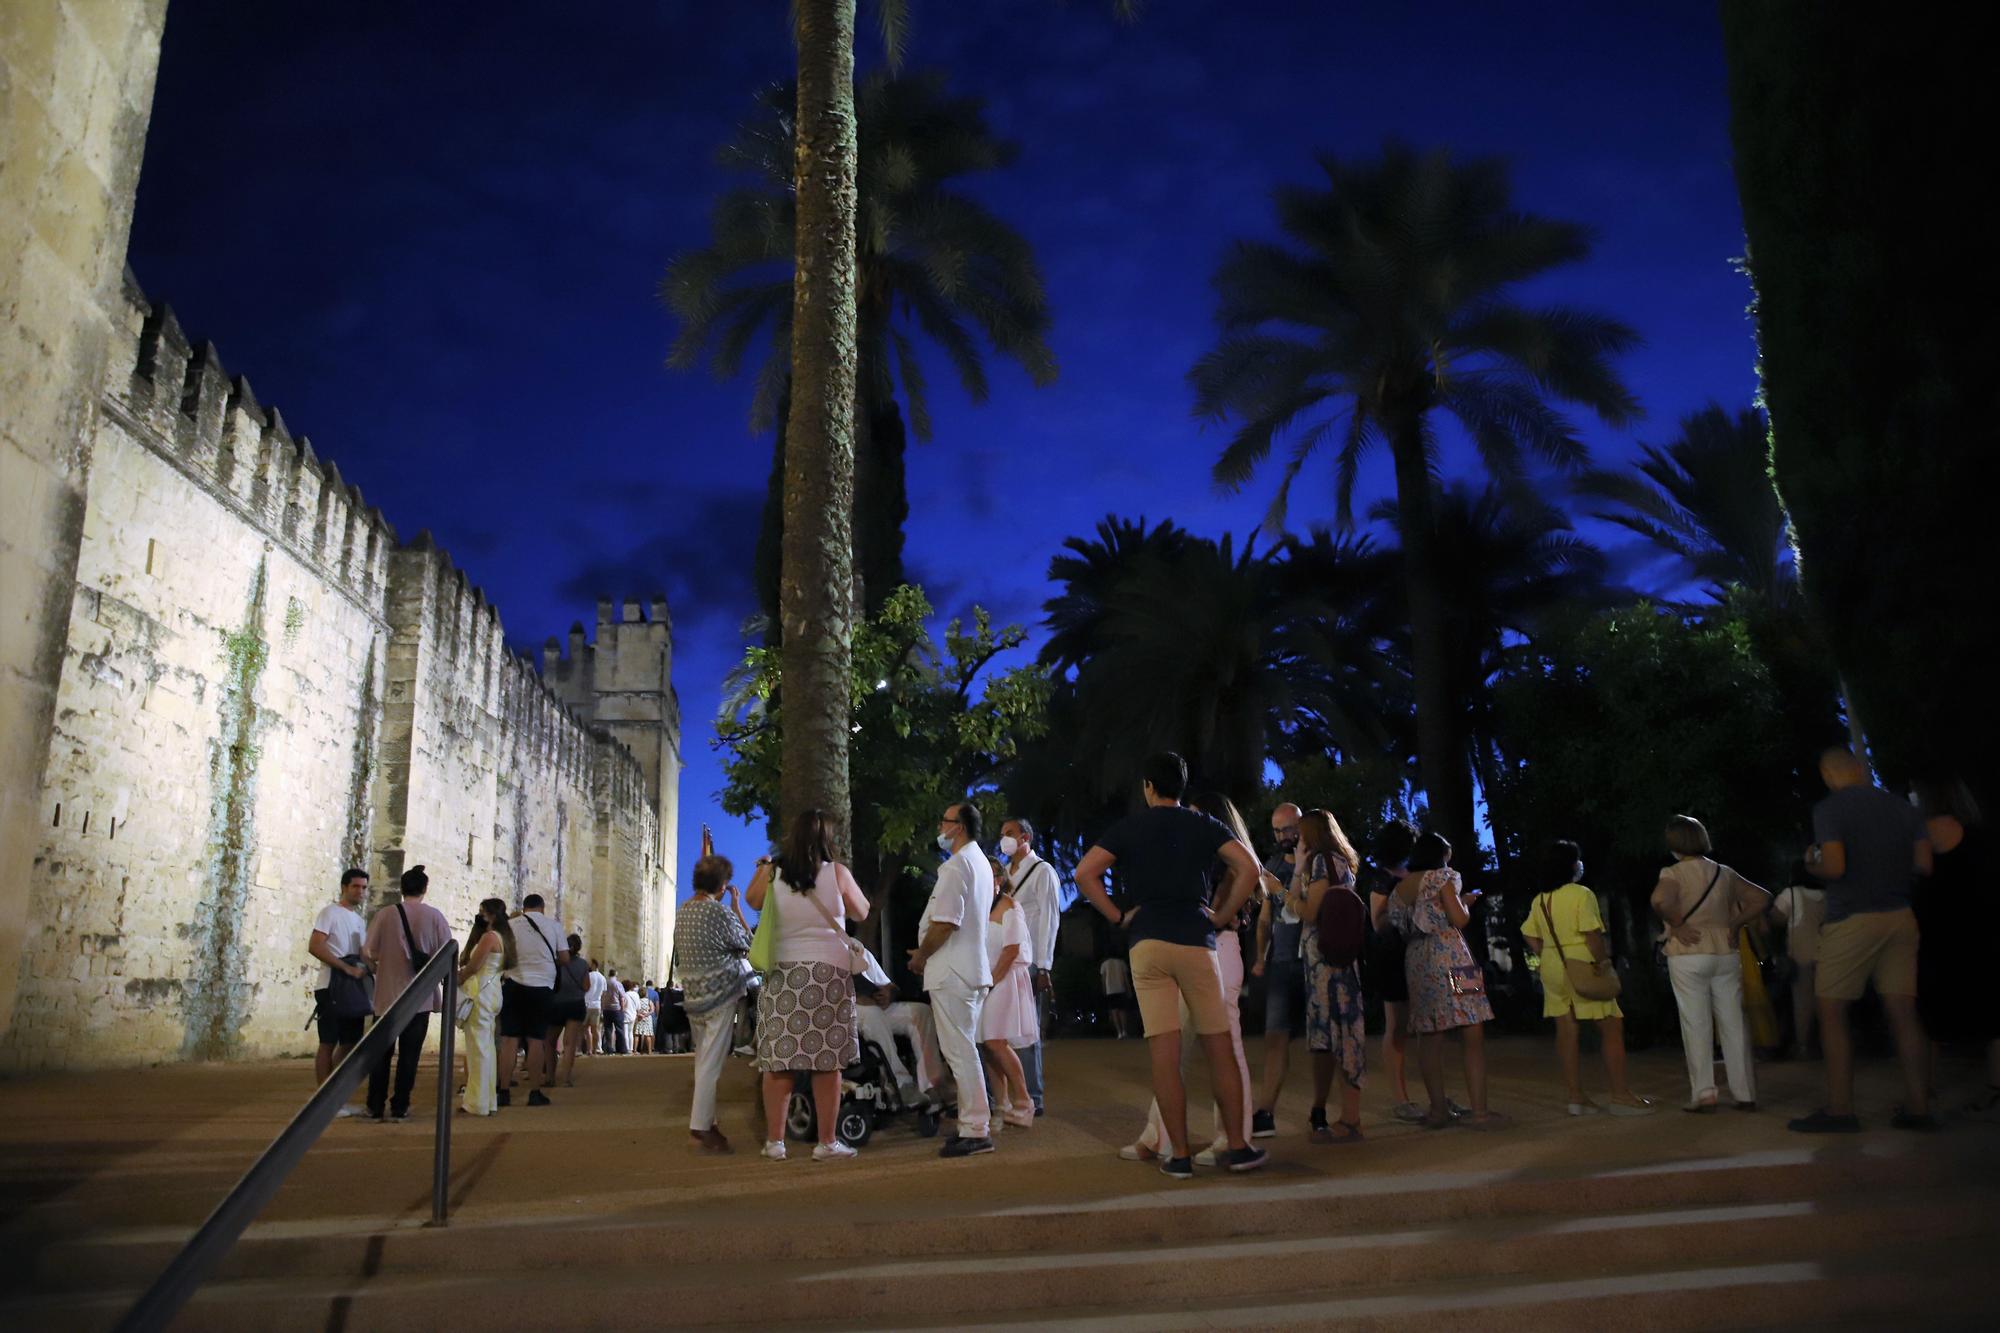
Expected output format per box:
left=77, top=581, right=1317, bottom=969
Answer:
left=1001, top=817, right=1059, bottom=1116
left=909, top=801, right=996, bottom=1157
left=1250, top=802, right=1303, bottom=1137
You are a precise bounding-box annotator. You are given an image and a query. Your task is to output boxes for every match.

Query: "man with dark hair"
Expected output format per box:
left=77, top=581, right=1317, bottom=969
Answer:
left=1001, top=816, right=1059, bottom=1115
left=1792, top=748, right=1935, bottom=1133
left=912, top=800, right=996, bottom=1157
left=1076, top=753, right=1266, bottom=1178
left=361, top=864, right=454, bottom=1121
left=501, top=892, right=567, bottom=1106
left=603, top=968, right=626, bottom=1054
left=1250, top=800, right=1302, bottom=1137
left=308, top=869, right=371, bottom=1107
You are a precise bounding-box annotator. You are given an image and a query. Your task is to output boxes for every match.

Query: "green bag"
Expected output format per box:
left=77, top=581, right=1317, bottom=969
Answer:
left=747, top=880, right=778, bottom=973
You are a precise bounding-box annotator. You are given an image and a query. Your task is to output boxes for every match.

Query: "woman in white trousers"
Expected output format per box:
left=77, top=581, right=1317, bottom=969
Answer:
left=1651, top=816, right=1771, bottom=1111
left=677, top=855, right=753, bottom=1153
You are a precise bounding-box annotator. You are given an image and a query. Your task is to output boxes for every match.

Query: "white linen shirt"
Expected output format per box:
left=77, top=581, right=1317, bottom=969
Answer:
left=584, top=969, right=606, bottom=1008
left=1009, top=855, right=1060, bottom=970
left=922, top=842, right=994, bottom=993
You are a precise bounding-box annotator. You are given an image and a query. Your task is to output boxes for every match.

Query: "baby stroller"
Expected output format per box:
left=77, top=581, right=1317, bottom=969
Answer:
left=785, top=1036, right=945, bottom=1148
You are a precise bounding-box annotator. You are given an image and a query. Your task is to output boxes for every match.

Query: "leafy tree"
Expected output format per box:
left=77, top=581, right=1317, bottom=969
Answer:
left=716, top=585, right=1051, bottom=964
left=1577, top=404, right=1791, bottom=603
left=667, top=71, right=1057, bottom=620
left=1721, top=2, right=1994, bottom=809
left=1190, top=142, right=1640, bottom=851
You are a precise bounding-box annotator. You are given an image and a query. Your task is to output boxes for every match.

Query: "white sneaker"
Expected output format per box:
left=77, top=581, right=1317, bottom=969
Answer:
left=334, top=1105, right=366, bottom=1119
left=812, top=1141, right=858, bottom=1162
left=760, top=1140, right=787, bottom=1161
left=1118, top=1141, right=1157, bottom=1162
left=1193, top=1144, right=1222, bottom=1167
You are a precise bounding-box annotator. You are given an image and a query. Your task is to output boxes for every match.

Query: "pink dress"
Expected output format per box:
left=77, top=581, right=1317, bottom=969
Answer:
left=978, top=903, right=1040, bottom=1048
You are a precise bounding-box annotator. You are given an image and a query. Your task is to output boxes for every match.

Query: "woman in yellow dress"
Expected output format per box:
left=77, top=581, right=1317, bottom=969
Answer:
left=1520, top=841, right=1655, bottom=1117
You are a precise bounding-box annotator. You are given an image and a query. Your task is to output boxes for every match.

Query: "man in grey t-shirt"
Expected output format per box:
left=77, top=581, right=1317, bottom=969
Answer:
left=1249, top=802, right=1301, bottom=1138
left=1791, top=748, right=1934, bottom=1134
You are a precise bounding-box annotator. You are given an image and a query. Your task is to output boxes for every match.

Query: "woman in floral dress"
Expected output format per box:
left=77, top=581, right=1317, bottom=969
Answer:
left=1293, top=809, right=1368, bottom=1143
left=1390, top=832, right=1504, bottom=1129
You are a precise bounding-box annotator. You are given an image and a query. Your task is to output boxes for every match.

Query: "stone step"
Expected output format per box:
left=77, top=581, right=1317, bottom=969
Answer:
left=10, top=1232, right=1987, bottom=1333
left=27, top=1141, right=1971, bottom=1290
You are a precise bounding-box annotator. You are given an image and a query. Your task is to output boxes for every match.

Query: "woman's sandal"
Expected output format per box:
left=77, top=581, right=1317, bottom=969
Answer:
left=1325, top=1120, right=1364, bottom=1144
left=1460, top=1110, right=1511, bottom=1131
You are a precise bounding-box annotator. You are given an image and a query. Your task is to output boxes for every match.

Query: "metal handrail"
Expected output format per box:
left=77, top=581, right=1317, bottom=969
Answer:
left=116, top=939, right=461, bottom=1332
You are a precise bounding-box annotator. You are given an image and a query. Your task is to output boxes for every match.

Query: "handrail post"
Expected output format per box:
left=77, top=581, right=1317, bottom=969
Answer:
left=431, top=942, right=457, bottom=1227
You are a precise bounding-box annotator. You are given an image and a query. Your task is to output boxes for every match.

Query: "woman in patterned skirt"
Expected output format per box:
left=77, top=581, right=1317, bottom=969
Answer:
left=1294, top=809, right=1369, bottom=1143
left=745, top=808, right=870, bottom=1162
left=1389, top=832, right=1504, bottom=1129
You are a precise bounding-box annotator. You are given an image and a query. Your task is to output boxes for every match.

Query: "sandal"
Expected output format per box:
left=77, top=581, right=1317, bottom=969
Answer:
left=1325, top=1120, right=1364, bottom=1144
left=1421, top=1110, right=1455, bottom=1130
left=1388, top=1101, right=1426, bottom=1123
left=1460, top=1111, right=1511, bottom=1131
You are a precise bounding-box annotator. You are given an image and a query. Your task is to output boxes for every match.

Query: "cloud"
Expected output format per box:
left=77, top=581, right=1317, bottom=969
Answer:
left=554, top=490, right=767, bottom=632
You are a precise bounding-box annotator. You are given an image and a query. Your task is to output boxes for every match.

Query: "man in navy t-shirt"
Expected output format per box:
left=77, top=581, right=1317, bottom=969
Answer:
left=1790, top=748, right=1934, bottom=1134
left=1075, top=751, right=1266, bottom=1178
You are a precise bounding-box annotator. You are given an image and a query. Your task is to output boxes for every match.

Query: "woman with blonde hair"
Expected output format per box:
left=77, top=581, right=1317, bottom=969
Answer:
left=456, top=899, right=514, bottom=1116
left=746, top=807, right=870, bottom=1162
left=1291, top=808, right=1369, bottom=1142
left=1650, top=814, right=1771, bottom=1112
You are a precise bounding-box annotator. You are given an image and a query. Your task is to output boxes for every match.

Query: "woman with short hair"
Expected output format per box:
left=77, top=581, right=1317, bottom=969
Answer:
left=1521, top=840, right=1654, bottom=1117
left=746, top=808, right=870, bottom=1162
left=1650, top=815, right=1771, bottom=1112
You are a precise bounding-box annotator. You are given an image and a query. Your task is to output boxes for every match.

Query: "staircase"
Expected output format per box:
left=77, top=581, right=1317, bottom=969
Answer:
left=10, top=1138, right=1995, bottom=1329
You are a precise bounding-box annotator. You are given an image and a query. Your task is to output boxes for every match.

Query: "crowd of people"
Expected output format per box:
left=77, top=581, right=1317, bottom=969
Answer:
left=309, top=743, right=1994, bottom=1172
left=305, top=873, right=690, bottom=1123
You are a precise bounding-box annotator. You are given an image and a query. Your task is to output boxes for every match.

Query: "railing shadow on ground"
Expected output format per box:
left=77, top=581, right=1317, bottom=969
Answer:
left=114, top=941, right=460, bottom=1332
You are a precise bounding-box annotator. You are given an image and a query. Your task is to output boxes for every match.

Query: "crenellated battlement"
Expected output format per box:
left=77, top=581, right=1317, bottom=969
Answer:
left=107, top=282, right=397, bottom=613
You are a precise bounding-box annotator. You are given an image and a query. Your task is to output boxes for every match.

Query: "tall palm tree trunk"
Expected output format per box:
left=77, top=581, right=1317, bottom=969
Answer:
left=780, top=0, right=860, bottom=856
left=1391, top=419, right=1476, bottom=854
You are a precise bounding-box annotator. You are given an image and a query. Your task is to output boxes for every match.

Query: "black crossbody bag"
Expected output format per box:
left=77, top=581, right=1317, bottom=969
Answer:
left=395, top=902, right=433, bottom=969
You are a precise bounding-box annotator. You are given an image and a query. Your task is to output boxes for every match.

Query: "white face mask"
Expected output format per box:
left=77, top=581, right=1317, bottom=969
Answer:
left=998, top=836, right=1020, bottom=859
left=936, top=831, right=955, bottom=855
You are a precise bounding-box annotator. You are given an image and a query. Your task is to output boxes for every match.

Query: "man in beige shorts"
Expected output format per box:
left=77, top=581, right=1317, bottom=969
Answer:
left=1075, top=752, right=1266, bottom=1178
left=1790, top=748, right=1934, bottom=1134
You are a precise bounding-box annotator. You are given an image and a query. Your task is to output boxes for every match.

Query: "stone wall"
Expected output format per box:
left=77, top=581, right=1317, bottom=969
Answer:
left=1, top=0, right=170, bottom=1036
left=0, top=285, right=674, bottom=1071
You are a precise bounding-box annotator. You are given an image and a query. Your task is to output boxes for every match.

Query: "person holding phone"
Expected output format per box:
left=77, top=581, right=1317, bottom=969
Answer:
left=1389, top=832, right=1502, bottom=1129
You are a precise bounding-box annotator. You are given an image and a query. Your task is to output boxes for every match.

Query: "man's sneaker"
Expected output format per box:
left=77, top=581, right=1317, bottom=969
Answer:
left=334, top=1105, right=367, bottom=1120
left=1221, top=1145, right=1269, bottom=1173
left=812, top=1140, right=859, bottom=1161
left=1158, top=1155, right=1195, bottom=1180
left=390, top=1110, right=411, bottom=1123
left=526, top=1089, right=552, bottom=1107
left=940, top=1135, right=995, bottom=1158
left=496, top=1089, right=511, bottom=1108
left=1250, top=1109, right=1277, bottom=1138
left=1891, top=1106, right=1939, bottom=1131
left=1034, top=1105, right=1045, bottom=1118
left=761, top=1140, right=787, bottom=1161
left=1788, top=1108, right=1861, bottom=1134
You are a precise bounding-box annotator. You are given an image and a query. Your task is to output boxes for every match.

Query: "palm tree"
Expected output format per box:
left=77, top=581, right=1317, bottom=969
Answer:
left=1374, top=483, right=1612, bottom=817
left=1041, top=519, right=1395, bottom=810
left=1577, top=403, right=1791, bottom=603
left=1189, top=142, right=1641, bottom=849
left=666, top=70, right=1057, bottom=619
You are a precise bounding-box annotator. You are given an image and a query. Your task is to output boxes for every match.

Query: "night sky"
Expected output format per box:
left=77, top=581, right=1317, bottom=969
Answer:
left=124, top=1, right=1756, bottom=893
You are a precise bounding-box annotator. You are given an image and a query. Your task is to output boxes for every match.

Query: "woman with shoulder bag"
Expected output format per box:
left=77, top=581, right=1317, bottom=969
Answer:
left=1520, top=840, right=1654, bottom=1117
left=1390, top=833, right=1504, bottom=1129
left=1650, top=815, right=1772, bottom=1112
left=745, top=807, right=870, bottom=1162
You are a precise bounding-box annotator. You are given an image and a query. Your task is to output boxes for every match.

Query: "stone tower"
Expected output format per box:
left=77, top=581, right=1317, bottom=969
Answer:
left=542, top=599, right=681, bottom=958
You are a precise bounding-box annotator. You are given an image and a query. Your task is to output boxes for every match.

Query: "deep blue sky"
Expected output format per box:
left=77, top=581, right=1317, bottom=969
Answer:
left=126, top=1, right=1756, bottom=893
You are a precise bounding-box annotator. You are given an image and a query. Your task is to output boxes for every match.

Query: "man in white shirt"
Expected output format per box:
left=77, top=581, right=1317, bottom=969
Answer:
left=307, top=868, right=371, bottom=1087
left=1002, top=817, right=1059, bottom=1116
left=910, top=800, right=995, bottom=1157
left=501, top=893, right=568, bottom=1106
left=583, top=961, right=607, bottom=1055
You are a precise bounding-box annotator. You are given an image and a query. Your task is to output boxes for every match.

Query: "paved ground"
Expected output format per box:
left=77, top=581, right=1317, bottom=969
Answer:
left=0, top=1031, right=1989, bottom=1248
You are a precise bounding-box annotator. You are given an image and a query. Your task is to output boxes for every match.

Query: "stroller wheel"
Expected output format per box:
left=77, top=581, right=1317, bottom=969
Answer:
left=915, top=1109, right=941, bottom=1139
left=784, top=1090, right=817, bottom=1143
left=835, top=1100, right=874, bottom=1149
